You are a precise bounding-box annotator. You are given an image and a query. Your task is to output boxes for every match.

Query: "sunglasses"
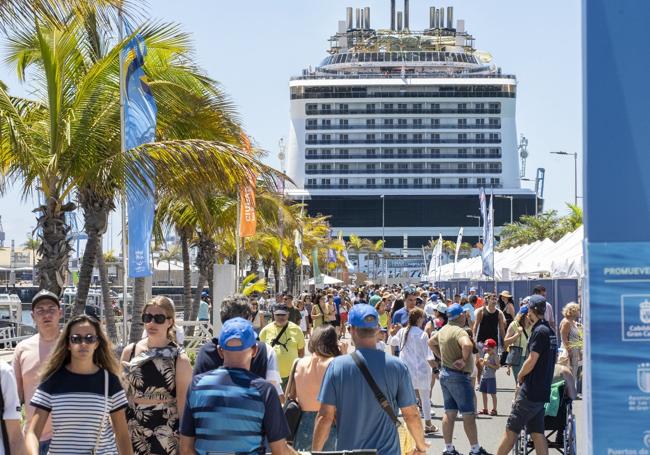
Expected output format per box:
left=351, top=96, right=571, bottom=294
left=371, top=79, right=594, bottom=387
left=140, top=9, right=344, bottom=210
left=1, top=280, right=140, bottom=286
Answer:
left=69, top=334, right=98, bottom=345
left=142, top=313, right=170, bottom=324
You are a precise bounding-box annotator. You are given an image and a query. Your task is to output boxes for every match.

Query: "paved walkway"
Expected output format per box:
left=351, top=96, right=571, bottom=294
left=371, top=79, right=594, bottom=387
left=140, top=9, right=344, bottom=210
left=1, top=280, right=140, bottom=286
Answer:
left=424, top=368, right=583, bottom=454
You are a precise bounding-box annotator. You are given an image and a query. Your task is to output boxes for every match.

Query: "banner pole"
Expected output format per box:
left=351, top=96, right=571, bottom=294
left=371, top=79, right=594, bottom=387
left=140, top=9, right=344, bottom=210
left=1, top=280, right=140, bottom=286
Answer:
left=118, top=7, right=129, bottom=346
left=235, top=194, right=241, bottom=292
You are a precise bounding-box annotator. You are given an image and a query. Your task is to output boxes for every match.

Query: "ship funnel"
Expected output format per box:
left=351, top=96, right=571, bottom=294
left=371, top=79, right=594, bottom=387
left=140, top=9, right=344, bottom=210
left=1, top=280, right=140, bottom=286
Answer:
left=434, top=8, right=440, bottom=28
left=391, top=0, right=396, bottom=31
left=447, top=6, right=454, bottom=29
left=439, top=7, right=444, bottom=30
left=404, top=0, right=409, bottom=30
left=397, top=11, right=403, bottom=31
left=430, top=6, right=436, bottom=29
left=355, top=8, right=361, bottom=28
left=364, top=7, right=371, bottom=29
left=360, top=8, right=365, bottom=30
left=346, top=7, right=353, bottom=30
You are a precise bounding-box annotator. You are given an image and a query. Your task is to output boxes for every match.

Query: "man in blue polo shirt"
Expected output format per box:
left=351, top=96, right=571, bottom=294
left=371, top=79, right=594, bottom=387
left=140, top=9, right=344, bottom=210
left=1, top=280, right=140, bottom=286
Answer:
left=180, top=318, right=292, bottom=455
left=312, top=304, right=428, bottom=455
left=391, top=287, right=418, bottom=327
left=496, top=295, right=558, bottom=455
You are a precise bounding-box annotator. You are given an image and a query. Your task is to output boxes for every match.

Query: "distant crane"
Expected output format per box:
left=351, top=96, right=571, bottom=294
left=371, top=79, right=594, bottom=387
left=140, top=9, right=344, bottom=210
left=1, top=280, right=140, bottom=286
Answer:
left=518, top=134, right=529, bottom=179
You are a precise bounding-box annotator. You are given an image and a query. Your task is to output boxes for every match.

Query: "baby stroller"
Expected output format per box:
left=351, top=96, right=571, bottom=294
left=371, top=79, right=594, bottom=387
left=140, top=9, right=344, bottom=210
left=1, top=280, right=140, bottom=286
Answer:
left=512, top=381, right=577, bottom=454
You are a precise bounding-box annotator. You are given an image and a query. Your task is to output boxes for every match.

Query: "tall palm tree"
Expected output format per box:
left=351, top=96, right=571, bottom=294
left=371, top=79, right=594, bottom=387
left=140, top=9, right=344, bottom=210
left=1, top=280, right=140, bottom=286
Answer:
left=156, top=243, right=181, bottom=284
left=23, top=235, right=40, bottom=269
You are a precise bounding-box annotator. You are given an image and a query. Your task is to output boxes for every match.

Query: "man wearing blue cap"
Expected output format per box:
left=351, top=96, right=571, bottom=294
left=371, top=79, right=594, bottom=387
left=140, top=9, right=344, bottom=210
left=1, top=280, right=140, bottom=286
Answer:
left=313, top=304, right=429, bottom=455
left=429, top=304, right=492, bottom=455
left=180, top=318, right=293, bottom=455
left=496, top=295, right=558, bottom=455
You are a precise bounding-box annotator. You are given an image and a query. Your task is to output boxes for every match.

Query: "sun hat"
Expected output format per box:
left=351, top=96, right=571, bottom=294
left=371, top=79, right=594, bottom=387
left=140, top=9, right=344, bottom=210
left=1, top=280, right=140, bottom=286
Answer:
left=219, top=318, right=256, bottom=351
left=436, top=302, right=448, bottom=314
left=348, top=304, right=379, bottom=328
left=424, top=303, right=436, bottom=316
left=273, top=303, right=289, bottom=315
left=500, top=290, right=512, bottom=298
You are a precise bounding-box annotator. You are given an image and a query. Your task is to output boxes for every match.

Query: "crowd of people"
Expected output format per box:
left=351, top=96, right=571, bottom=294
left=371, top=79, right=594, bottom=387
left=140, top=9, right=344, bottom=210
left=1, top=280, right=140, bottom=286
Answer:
left=0, top=283, right=581, bottom=455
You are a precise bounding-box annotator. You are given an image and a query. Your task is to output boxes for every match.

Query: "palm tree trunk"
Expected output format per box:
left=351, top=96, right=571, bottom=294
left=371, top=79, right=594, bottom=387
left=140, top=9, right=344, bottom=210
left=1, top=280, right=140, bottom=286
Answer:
left=129, top=277, right=146, bottom=343
left=35, top=196, right=75, bottom=296
left=181, top=231, right=192, bottom=323
left=96, top=241, right=117, bottom=343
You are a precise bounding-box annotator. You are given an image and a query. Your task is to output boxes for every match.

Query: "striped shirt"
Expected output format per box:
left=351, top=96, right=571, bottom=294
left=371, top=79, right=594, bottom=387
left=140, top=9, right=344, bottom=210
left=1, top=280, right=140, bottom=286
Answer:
left=180, top=367, right=289, bottom=455
left=31, top=367, right=127, bottom=454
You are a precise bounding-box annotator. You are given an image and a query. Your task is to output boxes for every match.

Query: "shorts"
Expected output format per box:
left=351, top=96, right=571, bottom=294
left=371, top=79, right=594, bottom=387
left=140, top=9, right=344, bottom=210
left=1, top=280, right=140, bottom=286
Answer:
left=439, top=368, right=476, bottom=414
left=340, top=312, right=348, bottom=323
left=479, top=377, right=496, bottom=394
left=506, top=391, right=546, bottom=434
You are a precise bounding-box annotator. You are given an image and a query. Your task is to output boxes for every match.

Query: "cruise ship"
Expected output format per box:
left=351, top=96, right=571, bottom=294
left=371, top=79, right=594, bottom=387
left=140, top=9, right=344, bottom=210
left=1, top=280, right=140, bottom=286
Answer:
left=286, top=2, right=539, bottom=257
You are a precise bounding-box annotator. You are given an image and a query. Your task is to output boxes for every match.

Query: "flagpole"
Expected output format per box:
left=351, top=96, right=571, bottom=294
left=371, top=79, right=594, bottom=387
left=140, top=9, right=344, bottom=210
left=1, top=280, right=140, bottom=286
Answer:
left=118, top=7, right=129, bottom=346
left=491, top=191, right=496, bottom=293
left=235, top=194, right=241, bottom=291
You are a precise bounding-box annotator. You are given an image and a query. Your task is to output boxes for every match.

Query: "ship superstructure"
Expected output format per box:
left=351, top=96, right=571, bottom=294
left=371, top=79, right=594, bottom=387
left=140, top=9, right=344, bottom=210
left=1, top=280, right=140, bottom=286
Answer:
left=286, top=2, right=538, bottom=252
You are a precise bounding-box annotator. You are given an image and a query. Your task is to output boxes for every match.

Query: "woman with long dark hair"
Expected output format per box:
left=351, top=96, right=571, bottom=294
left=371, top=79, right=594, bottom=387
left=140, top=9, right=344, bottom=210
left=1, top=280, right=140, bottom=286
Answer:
left=388, top=308, right=437, bottom=434
left=285, top=326, right=343, bottom=450
left=121, top=296, right=192, bottom=455
left=26, top=315, right=132, bottom=454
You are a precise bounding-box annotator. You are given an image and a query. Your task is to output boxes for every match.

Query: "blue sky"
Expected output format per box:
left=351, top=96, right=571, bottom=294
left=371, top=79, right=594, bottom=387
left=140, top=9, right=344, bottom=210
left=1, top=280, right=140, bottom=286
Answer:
left=0, top=0, right=582, bottom=250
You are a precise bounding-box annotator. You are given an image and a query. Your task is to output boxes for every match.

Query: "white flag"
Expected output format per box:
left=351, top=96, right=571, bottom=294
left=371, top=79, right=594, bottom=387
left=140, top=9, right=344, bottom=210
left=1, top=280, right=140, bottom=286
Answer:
left=342, top=249, right=355, bottom=272
left=454, top=227, right=464, bottom=264
left=294, top=230, right=310, bottom=266
left=428, top=234, right=443, bottom=282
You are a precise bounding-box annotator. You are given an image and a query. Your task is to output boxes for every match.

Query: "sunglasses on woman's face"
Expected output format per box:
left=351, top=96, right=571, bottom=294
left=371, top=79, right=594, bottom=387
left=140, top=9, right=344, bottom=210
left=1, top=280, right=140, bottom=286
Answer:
left=142, top=313, right=170, bottom=324
left=69, top=334, right=98, bottom=345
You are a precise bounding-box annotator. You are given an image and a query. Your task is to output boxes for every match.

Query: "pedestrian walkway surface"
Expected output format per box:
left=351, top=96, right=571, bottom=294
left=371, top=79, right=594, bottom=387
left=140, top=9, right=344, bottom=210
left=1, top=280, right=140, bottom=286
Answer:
left=424, top=368, right=583, bottom=454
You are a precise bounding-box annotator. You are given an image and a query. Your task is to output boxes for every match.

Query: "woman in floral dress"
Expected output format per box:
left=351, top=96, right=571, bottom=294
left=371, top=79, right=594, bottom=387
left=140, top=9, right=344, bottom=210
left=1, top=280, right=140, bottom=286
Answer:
left=121, top=296, right=193, bottom=455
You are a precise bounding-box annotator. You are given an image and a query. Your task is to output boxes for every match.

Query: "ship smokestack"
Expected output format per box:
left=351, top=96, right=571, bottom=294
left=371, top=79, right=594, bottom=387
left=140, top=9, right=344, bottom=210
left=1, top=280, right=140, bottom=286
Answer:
left=355, top=8, right=361, bottom=28
left=391, top=0, right=396, bottom=31
left=430, top=6, right=436, bottom=29
left=364, top=7, right=370, bottom=29
left=447, top=6, right=454, bottom=29
left=360, top=8, right=365, bottom=29
left=346, top=7, right=353, bottom=30
left=435, top=8, right=440, bottom=28
left=404, top=0, right=409, bottom=30
left=439, top=7, right=444, bottom=30
left=397, top=11, right=403, bottom=31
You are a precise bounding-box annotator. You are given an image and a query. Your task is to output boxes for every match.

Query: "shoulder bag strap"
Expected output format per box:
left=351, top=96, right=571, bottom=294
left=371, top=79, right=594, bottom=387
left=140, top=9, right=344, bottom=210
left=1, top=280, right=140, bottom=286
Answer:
left=92, top=370, right=109, bottom=455
left=270, top=323, right=289, bottom=347
left=351, top=351, right=401, bottom=427
left=128, top=342, right=137, bottom=361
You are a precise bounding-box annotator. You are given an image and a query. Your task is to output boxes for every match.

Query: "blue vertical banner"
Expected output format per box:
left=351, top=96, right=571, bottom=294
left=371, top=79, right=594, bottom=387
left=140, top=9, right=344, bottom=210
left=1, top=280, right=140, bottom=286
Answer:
left=479, top=187, right=487, bottom=243
left=584, top=1, right=650, bottom=453
left=122, top=24, right=157, bottom=278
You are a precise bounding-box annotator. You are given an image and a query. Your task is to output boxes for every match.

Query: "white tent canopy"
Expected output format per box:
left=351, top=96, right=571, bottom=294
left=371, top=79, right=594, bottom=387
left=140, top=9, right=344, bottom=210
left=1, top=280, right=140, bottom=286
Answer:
left=308, top=274, right=344, bottom=285
left=436, top=227, right=584, bottom=280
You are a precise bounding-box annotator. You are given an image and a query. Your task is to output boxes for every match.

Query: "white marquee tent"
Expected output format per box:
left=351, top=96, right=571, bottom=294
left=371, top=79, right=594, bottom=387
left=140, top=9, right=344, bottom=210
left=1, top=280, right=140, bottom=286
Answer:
left=436, top=227, right=584, bottom=281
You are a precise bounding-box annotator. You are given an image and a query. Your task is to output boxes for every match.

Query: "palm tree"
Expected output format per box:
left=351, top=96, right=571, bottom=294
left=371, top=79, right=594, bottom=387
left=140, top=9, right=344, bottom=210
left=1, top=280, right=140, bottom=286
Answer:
left=156, top=243, right=181, bottom=285
left=23, top=235, right=40, bottom=269
left=96, top=240, right=117, bottom=342
left=497, top=210, right=565, bottom=251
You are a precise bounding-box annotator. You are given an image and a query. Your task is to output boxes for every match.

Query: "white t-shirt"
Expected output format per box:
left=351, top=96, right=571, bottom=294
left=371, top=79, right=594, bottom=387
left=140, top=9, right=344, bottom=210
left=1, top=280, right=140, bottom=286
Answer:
left=299, top=309, right=309, bottom=332
left=0, top=361, right=21, bottom=455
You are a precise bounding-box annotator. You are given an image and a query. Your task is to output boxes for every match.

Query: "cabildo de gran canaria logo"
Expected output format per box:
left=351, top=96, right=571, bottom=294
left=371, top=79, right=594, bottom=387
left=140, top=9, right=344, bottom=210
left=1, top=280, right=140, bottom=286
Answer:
left=639, top=364, right=650, bottom=394
left=621, top=296, right=650, bottom=341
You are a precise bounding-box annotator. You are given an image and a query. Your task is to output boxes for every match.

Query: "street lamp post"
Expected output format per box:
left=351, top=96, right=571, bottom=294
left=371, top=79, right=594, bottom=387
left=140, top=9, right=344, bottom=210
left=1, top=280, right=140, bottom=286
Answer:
left=278, top=138, right=286, bottom=292
left=495, top=195, right=514, bottom=224
left=380, top=195, right=386, bottom=284
left=521, top=177, right=538, bottom=216
left=550, top=151, right=578, bottom=206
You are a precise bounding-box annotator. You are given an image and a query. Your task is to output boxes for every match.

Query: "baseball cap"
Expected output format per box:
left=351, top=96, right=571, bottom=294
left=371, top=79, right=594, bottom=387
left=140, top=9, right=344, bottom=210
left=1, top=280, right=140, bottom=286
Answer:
left=273, top=303, right=289, bottom=315
left=485, top=338, right=497, bottom=348
left=429, top=294, right=438, bottom=302
left=348, top=304, right=379, bottom=328
left=469, top=287, right=477, bottom=292
left=436, top=302, right=448, bottom=314
left=447, top=303, right=464, bottom=320
left=31, top=290, right=60, bottom=309
left=424, top=303, right=436, bottom=316
left=369, top=295, right=382, bottom=306
left=528, top=295, right=547, bottom=314
left=519, top=305, right=529, bottom=314
left=219, top=317, right=256, bottom=351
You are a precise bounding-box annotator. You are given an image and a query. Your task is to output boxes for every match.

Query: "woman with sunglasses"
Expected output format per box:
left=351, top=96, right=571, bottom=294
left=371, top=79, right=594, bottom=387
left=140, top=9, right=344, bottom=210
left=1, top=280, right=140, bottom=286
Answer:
left=121, top=296, right=192, bottom=455
left=26, top=315, right=132, bottom=455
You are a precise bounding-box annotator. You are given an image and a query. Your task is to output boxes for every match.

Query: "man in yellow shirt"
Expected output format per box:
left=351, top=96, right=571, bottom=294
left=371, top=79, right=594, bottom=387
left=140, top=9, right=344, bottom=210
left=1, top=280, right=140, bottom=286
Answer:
left=259, top=303, right=305, bottom=389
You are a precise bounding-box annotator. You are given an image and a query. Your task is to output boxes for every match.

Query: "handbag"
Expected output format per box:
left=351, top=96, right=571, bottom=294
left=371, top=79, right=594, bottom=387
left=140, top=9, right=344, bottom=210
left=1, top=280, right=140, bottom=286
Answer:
left=91, top=370, right=109, bottom=455
left=282, top=359, right=302, bottom=443
left=505, top=346, right=524, bottom=366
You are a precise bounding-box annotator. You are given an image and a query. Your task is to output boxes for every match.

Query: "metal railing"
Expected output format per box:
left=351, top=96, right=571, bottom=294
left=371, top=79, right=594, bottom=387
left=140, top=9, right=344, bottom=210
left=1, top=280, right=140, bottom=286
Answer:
left=306, top=153, right=501, bottom=160
left=305, top=123, right=501, bottom=130
left=306, top=108, right=501, bottom=115
left=305, top=138, right=501, bottom=145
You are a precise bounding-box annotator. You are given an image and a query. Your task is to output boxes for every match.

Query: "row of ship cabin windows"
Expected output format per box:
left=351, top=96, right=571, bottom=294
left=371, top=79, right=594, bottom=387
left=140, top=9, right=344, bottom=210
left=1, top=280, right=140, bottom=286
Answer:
left=305, top=133, right=501, bottom=143
left=305, top=147, right=501, bottom=158
left=305, top=177, right=501, bottom=187
left=305, top=102, right=501, bottom=114
left=306, top=117, right=501, bottom=128
left=320, top=51, right=479, bottom=66
left=305, top=162, right=502, bottom=172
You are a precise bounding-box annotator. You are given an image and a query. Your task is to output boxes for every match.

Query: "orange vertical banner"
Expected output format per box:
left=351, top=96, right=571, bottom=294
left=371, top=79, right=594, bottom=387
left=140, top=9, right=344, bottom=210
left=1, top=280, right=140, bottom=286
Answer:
left=239, top=134, right=257, bottom=237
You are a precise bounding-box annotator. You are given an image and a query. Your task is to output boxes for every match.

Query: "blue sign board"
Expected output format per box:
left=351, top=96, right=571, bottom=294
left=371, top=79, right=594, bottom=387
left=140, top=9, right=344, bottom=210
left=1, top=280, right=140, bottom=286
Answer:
left=584, top=1, right=650, bottom=453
